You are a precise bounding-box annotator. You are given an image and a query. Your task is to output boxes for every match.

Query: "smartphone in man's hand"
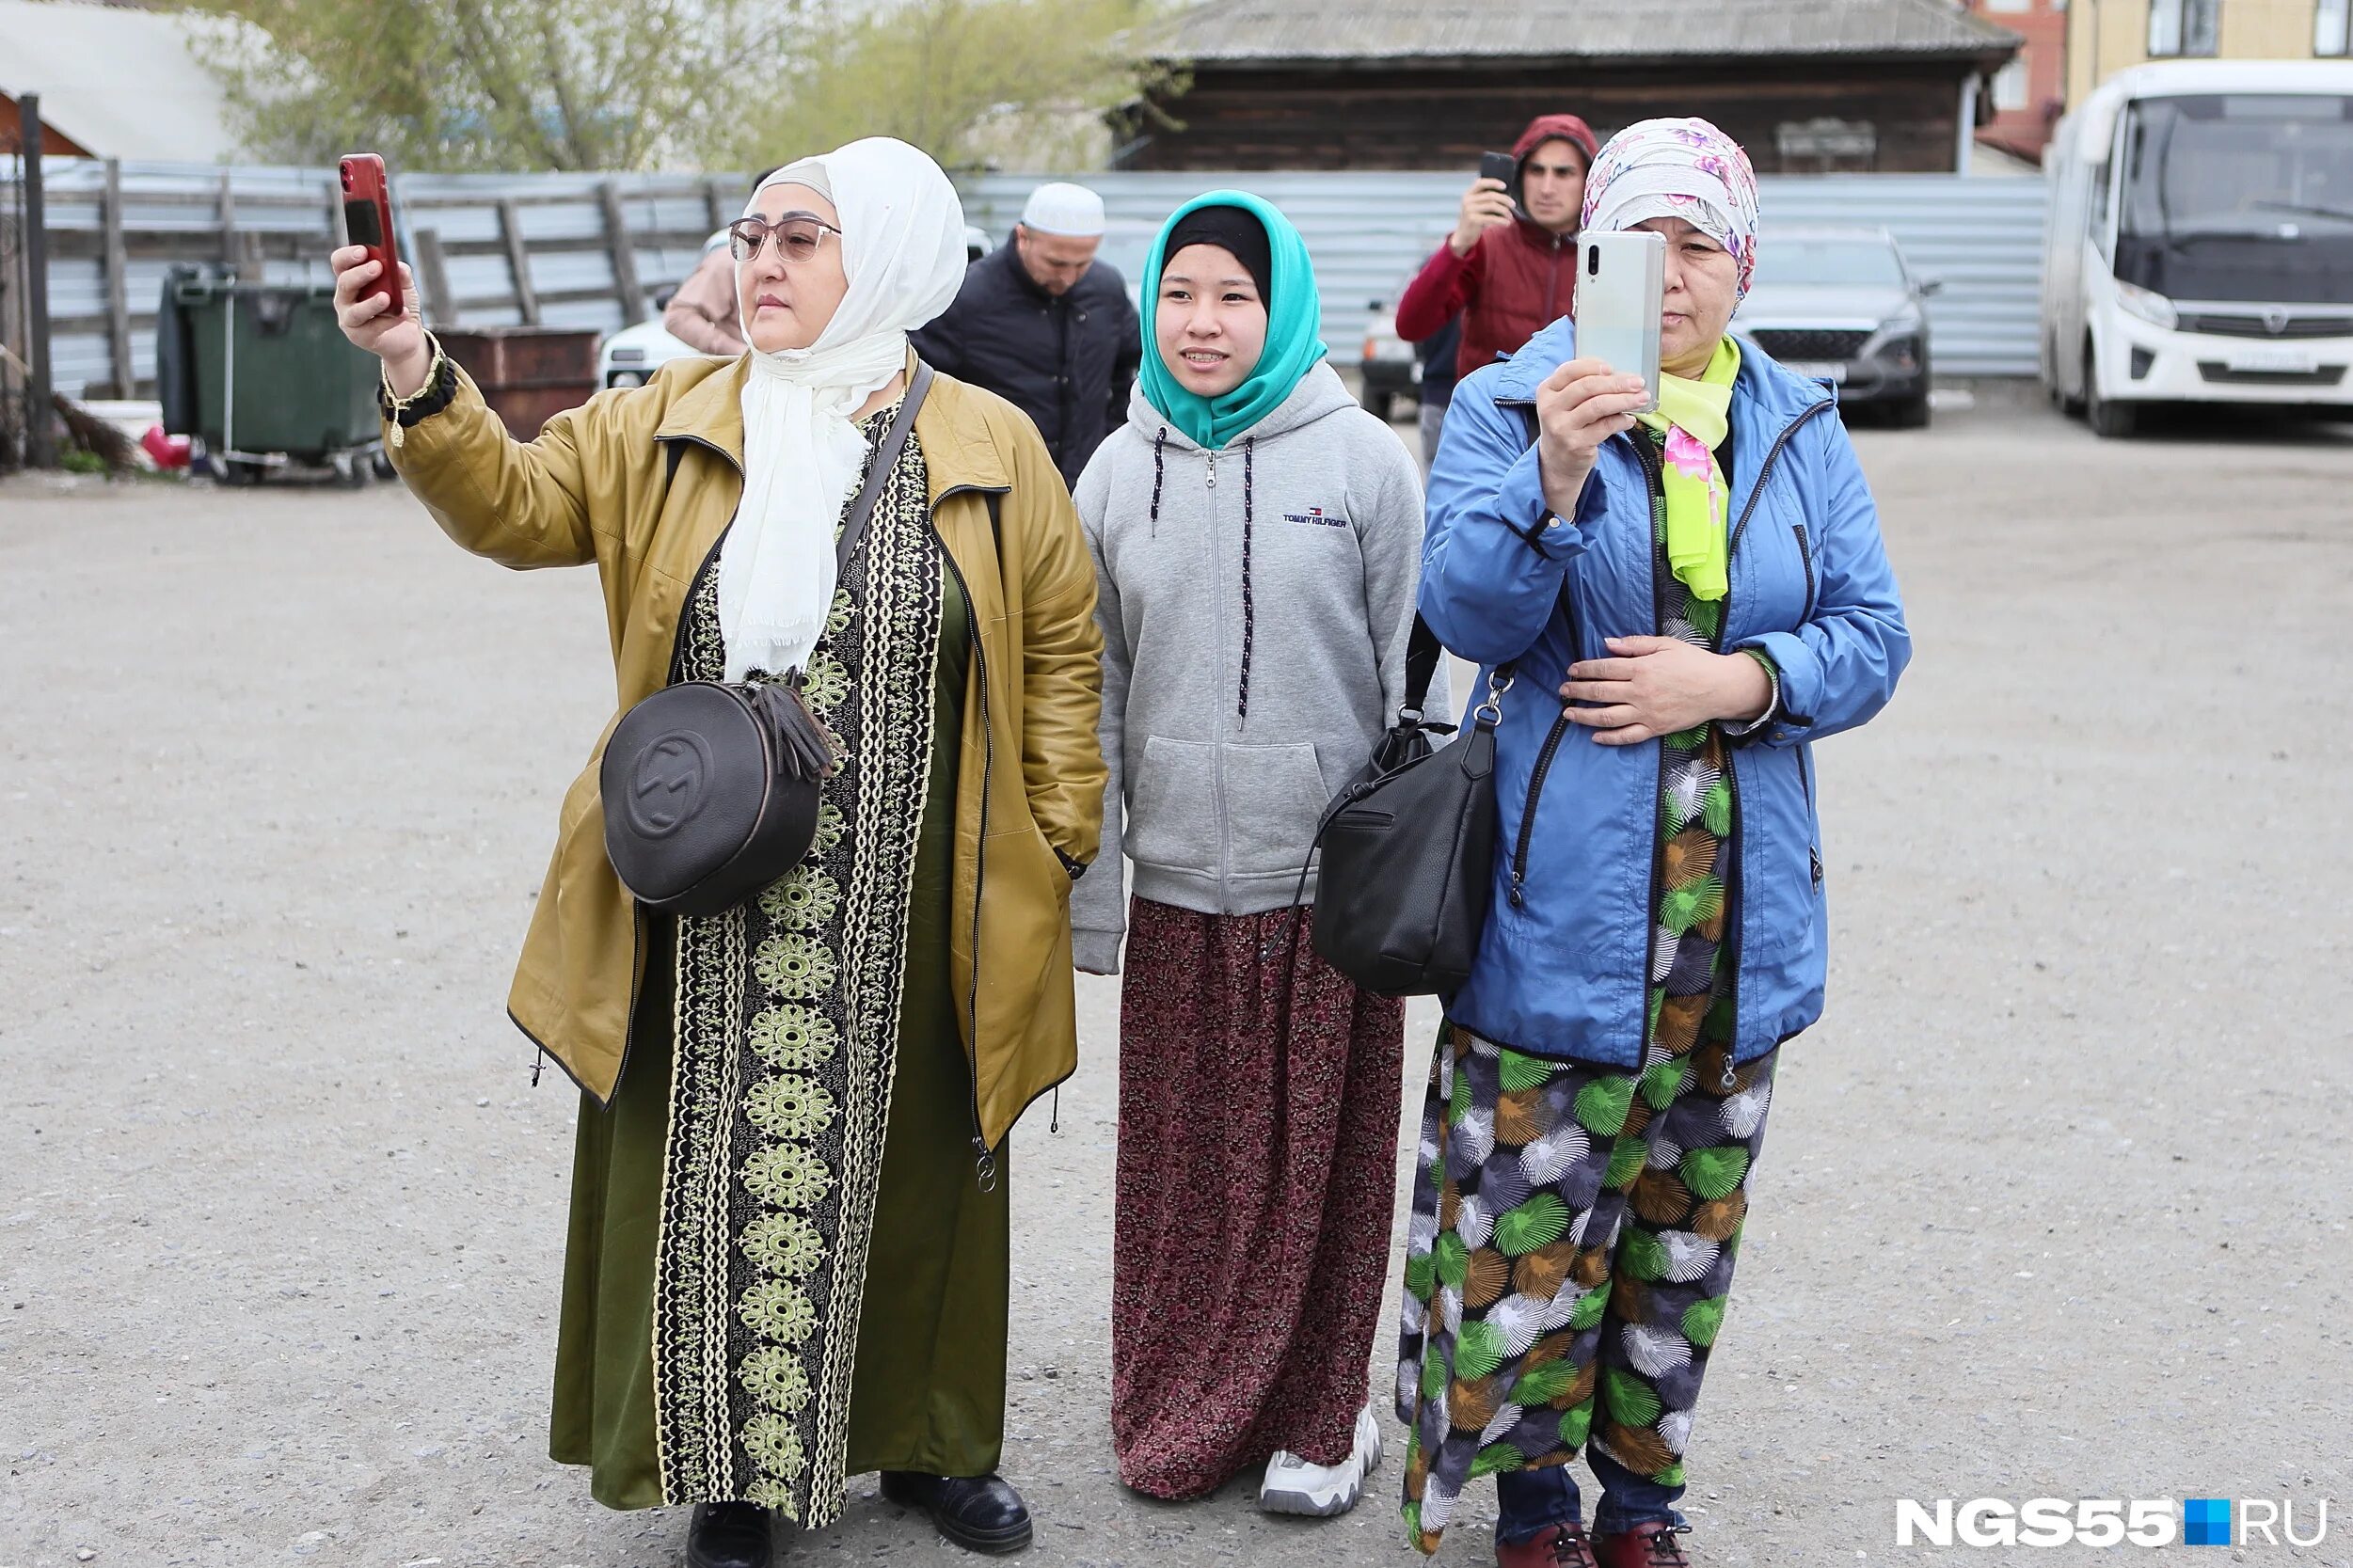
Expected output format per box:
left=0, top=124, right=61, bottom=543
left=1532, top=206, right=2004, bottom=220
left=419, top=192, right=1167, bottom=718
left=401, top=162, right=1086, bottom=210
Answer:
left=1478, top=150, right=1518, bottom=192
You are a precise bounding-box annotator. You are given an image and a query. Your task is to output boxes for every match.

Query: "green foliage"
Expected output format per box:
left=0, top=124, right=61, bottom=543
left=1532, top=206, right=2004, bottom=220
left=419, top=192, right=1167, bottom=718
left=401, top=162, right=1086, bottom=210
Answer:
left=196, top=0, right=1180, bottom=173
left=194, top=0, right=768, bottom=169
left=707, top=0, right=1186, bottom=174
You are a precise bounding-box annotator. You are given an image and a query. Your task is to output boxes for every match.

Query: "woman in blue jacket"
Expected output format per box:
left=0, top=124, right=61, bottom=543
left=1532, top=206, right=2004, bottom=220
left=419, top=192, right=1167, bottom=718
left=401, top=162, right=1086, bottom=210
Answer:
left=1395, top=120, right=1910, bottom=1568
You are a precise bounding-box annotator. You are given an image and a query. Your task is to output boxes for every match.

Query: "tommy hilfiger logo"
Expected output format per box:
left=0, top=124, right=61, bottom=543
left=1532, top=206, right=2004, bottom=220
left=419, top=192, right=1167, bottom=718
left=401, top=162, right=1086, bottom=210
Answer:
left=1283, top=507, right=1349, bottom=528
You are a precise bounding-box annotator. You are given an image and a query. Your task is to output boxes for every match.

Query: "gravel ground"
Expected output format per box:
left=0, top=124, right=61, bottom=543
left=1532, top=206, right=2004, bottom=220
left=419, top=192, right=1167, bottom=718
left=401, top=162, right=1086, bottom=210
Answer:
left=4, top=395, right=2351, bottom=1568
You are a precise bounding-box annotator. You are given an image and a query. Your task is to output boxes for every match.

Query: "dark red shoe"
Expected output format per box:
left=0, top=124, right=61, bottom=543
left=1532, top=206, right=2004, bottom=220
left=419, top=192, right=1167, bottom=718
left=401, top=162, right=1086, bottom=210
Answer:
left=1496, top=1523, right=1599, bottom=1568
left=1592, top=1521, right=1695, bottom=1568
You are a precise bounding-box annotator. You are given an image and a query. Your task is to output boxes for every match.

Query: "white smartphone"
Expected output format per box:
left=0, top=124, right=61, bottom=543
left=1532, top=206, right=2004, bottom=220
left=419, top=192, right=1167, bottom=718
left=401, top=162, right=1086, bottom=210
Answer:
left=1573, top=230, right=1665, bottom=412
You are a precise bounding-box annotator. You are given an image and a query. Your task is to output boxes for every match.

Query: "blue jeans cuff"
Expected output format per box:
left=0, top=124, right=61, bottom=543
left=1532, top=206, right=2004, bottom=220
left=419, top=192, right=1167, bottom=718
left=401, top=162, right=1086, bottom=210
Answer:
left=1586, top=1444, right=1688, bottom=1535
left=1494, top=1464, right=1582, bottom=1544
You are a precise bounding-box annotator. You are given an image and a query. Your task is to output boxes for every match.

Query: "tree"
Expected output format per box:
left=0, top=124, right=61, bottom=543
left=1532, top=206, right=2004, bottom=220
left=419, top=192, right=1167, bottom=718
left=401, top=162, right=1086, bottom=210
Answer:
left=193, top=0, right=779, bottom=171
left=702, top=0, right=1184, bottom=175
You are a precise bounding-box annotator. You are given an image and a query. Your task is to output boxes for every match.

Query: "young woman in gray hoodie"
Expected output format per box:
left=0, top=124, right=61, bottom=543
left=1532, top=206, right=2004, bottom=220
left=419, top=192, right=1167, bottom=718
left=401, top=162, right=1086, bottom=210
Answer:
left=1071, top=193, right=1433, bottom=1520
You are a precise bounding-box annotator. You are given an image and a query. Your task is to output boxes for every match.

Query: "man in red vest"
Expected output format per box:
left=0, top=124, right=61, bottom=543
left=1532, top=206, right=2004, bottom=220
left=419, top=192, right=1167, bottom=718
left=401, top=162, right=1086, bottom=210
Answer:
left=1395, top=114, right=1600, bottom=383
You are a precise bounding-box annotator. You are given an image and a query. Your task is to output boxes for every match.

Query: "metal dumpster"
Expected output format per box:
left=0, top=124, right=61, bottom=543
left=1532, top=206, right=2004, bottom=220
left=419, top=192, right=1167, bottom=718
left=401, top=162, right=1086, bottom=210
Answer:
left=162, top=270, right=384, bottom=485
left=435, top=326, right=602, bottom=439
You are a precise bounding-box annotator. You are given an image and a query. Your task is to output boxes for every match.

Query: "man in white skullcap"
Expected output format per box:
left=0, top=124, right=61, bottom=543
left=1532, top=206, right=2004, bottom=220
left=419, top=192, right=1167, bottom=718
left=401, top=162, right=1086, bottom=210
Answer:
left=914, top=181, right=1142, bottom=487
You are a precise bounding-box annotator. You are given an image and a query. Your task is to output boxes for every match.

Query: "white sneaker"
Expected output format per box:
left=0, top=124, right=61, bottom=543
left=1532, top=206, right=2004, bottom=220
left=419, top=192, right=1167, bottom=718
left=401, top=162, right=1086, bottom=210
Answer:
left=1259, top=1405, right=1383, bottom=1518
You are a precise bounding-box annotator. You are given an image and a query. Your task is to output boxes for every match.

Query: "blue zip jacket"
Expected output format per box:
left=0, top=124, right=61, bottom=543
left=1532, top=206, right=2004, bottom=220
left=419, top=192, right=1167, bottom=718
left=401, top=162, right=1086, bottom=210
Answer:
left=1421, top=317, right=1910, bottom=1068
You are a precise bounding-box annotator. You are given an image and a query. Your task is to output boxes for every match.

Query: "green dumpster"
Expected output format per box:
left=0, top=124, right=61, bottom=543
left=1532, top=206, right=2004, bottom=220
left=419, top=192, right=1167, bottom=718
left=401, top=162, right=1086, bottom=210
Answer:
left=167, top=275, right=383, bottom=484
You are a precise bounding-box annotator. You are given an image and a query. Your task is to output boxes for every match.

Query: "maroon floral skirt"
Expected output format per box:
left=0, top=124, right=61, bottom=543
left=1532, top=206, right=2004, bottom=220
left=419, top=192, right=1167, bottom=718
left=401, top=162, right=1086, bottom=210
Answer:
left=1111, top=895, right=1407, bottom=1499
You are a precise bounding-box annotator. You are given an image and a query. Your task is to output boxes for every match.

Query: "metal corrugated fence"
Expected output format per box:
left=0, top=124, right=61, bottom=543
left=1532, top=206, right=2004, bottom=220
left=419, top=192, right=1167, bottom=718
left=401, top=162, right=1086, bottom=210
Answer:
left=5, top=159, right=2047, bottom=395
left=964, top=171, right=2049, bottom=377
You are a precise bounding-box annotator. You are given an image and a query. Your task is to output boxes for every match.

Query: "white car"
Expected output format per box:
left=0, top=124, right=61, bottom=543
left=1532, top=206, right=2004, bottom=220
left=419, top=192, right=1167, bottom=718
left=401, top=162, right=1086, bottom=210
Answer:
left=598, top=226, right=997, bottom=389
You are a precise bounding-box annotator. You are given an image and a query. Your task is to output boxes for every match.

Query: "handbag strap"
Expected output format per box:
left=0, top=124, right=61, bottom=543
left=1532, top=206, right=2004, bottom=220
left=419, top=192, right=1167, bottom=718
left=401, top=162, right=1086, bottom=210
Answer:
left=1399, top=614, right=1443, bottom=721
left=833, top=358, right=936, bottom=578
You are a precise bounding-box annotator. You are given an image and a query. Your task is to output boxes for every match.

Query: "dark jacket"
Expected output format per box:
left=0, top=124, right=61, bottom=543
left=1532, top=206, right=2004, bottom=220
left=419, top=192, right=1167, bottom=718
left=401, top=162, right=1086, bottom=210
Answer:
left=1394, top=113, right=1599, bottom=382
left=1415, top=314, right=1463, bottom=408
left=914, top=240, right=1143, bottom=488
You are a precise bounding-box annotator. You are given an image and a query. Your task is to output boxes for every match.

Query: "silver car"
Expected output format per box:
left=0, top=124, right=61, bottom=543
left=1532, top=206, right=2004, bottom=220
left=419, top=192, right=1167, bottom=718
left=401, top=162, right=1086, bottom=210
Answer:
left=1738, top=226, right=1940, bottom=427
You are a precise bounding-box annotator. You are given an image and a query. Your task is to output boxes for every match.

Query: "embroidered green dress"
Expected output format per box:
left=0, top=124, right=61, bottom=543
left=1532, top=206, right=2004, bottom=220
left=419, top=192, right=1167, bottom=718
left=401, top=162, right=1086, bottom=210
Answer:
left=549, top=406, right=1010, bottom=1524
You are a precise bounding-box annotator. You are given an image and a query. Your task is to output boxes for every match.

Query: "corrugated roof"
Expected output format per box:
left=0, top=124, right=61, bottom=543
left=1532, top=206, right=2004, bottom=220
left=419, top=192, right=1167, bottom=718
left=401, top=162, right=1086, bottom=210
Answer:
left=1145, top=0, right=2020, bottom=65
left=0, top=0, right=258, bottom=161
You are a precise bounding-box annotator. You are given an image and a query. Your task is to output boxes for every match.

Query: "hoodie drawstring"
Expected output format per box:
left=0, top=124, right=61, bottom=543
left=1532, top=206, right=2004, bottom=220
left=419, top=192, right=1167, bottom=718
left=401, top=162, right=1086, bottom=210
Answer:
left=1148, top=427, right=1168, bottom=539
left=1237, top=436, right=1257, bottom=722
left=1148, top=426, right=1259, bottom=721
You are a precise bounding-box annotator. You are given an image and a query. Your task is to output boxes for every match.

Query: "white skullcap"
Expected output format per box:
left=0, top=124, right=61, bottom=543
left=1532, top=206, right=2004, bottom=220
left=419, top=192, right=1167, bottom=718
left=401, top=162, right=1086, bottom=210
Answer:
left=1021, top=182, right=1106, bottom=238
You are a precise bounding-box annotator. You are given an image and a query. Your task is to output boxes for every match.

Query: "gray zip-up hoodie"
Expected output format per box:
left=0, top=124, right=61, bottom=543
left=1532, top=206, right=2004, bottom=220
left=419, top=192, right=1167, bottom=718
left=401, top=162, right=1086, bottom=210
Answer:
left=1069, top=361, right=1437, bottom=974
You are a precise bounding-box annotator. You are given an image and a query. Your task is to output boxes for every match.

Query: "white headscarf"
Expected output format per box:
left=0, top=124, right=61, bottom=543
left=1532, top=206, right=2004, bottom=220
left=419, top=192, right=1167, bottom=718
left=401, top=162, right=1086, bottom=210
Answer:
left=718, top=137, right=968, bottom=682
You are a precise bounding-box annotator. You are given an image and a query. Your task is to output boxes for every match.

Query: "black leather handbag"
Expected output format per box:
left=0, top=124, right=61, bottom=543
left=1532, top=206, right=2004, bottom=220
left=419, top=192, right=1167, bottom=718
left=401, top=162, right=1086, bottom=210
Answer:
left=600, top=362, right=933, bottom=916
left=1309, top=623, right=1508, bottom=998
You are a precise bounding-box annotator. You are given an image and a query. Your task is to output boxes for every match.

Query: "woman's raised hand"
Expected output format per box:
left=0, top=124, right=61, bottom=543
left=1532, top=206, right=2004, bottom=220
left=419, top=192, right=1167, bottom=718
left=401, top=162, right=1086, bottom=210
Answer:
left=1533, top=357, right=1649, bottom=520
left=331, top=245, right=431, bottom=398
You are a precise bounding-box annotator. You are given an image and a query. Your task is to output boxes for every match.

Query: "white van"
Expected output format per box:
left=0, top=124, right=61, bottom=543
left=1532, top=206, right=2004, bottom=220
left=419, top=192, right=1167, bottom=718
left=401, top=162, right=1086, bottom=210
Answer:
left=2042, top=60, right=2353, bottom=436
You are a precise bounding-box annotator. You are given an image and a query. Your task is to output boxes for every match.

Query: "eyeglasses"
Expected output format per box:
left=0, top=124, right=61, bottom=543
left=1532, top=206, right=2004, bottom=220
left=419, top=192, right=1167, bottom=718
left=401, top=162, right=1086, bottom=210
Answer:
left=727, top=215, right=846, bottom=264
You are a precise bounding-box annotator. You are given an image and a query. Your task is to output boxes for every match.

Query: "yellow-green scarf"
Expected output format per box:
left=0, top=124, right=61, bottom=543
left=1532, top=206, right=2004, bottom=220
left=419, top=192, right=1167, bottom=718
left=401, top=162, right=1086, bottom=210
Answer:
left=1635, top=336, right=1741, bottom=602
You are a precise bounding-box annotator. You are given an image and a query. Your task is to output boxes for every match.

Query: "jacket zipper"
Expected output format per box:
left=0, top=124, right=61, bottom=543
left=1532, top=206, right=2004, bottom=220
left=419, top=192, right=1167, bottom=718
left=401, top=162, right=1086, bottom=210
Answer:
left=1727, top=399, right=1832, bottom=553
left=930, top=480, right=1012, bottom=1192
left=1542, top=233, right=1566, bottom=320
left=1792, top=523, right=1817, bottom=623
left=1718, top=395, right=1829, bottom=1086
left=1630, top=438, right=1672, bottom=1072
left=1506, top=564, right=1582, bottom=908
left=1507, top=439, right=1651, bottom=907
left=1798, top=744, right=1822, bottom=892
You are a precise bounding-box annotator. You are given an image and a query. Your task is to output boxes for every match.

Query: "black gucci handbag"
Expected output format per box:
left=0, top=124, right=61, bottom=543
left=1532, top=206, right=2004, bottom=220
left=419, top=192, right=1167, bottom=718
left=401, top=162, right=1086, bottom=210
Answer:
left=1309, top=621, right=1506, bottom=997
left=600, top=363, right=933, bottom=916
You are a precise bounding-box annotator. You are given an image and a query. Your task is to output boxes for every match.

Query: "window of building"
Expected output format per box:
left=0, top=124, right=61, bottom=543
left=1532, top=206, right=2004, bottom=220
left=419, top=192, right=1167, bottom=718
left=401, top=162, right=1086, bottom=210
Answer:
left=1983, top=0, right=2031, bottom=12
left=1774, top=118, right=1879, bottom=173
left=1993, top=57, right=2032, bottom=110
left=2319, top=0, right=2351, bottom=55
left=2148, top=0, right=2221, bottom=56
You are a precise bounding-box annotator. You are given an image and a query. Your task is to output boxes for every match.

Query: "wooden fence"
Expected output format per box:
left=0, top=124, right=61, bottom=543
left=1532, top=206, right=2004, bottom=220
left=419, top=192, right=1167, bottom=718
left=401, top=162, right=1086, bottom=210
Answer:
left=0, top=159, right=749, bottom=399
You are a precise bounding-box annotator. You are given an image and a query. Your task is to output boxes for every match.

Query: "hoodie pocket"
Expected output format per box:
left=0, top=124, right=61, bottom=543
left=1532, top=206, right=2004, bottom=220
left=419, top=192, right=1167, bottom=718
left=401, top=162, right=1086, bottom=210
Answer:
left=1129, top=736, right=1218, bottom=872
left=1221, top=742, right=1332, bottom=880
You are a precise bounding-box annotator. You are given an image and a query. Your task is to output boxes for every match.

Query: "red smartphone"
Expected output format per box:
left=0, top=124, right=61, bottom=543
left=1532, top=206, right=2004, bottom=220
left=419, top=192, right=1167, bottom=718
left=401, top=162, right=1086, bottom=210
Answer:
left=338, top=153, right=405, bottom=316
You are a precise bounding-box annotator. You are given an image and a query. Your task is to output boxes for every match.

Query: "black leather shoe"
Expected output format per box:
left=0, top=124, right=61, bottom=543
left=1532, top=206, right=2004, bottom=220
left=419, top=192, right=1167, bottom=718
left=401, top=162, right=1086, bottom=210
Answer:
left=881, top=1470, right=1034, bottom=1555
left=686, top=1500, right=775, bottom=1568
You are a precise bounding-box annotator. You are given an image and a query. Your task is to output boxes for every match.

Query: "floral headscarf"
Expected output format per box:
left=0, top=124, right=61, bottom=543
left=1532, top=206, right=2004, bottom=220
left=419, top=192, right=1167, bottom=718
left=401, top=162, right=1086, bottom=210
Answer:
left=1581, top=117, right=1761, bottom=302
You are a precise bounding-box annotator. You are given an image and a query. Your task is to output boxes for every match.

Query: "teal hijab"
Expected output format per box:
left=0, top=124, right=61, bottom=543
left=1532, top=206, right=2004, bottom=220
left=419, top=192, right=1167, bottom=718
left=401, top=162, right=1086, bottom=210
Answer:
left=1137, top=191, right=1328, bottom=451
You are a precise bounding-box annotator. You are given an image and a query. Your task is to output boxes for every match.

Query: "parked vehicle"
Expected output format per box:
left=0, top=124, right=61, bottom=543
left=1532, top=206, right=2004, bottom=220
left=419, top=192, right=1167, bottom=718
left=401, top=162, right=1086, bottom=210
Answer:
left=597, top=313, right=698, bottom=389
left=596, top=226, right=999, bottom=389
left=1739, top=226, right=1938, bottom=427
left=2043, top=59, right=2353, bottom=436
left=1359, top=296, right=1418, bottom=421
